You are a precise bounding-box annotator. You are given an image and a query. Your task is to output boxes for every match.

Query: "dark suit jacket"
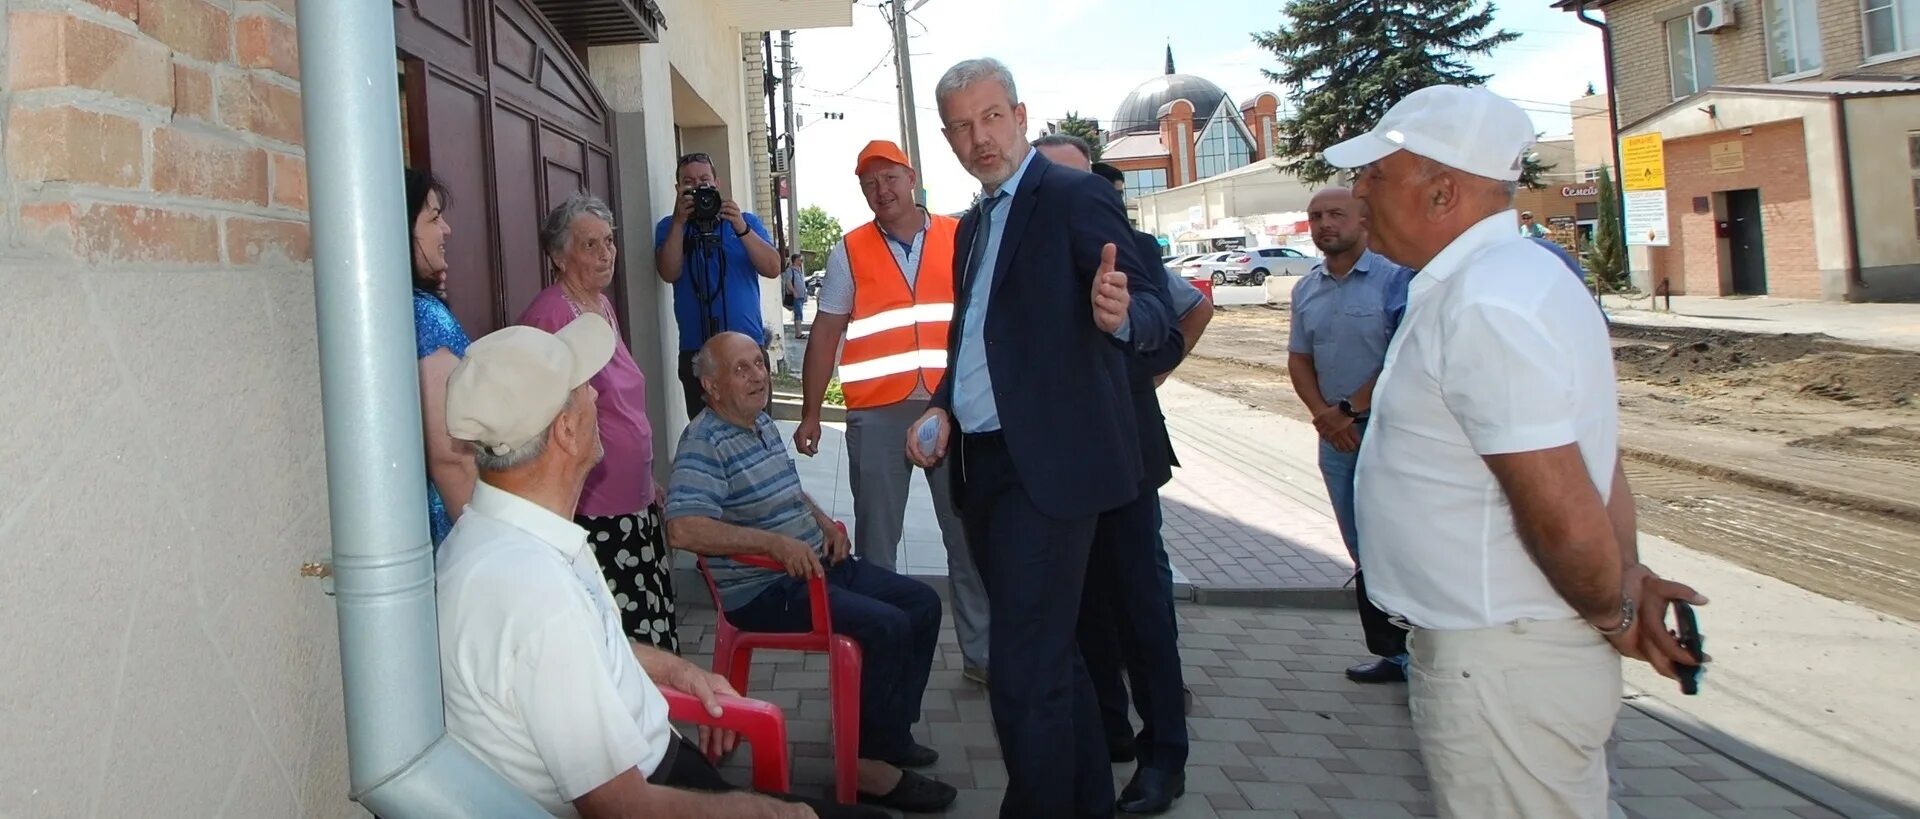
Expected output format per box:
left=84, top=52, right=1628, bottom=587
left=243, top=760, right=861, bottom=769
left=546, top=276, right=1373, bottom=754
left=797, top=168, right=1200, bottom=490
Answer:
left=1128, top=230, right=1184, bottom=491
left=933, top=151, right=1180, bottom=519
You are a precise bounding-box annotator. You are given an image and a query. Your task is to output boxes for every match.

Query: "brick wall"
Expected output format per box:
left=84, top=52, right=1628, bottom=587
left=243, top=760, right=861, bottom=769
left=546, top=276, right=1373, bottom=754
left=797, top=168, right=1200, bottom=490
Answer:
left=7, top=0, right=307, bottom=268
left=1652, top=119, right=1819, bottom=298
left=1608, top=0, right=1920, bottom=128
left=742, top=32, right=774, bottom=224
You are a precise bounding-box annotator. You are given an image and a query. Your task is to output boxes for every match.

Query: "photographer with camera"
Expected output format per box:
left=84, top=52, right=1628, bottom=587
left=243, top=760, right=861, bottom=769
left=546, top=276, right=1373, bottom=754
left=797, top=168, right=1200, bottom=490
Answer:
left=655, top=153, right=783, bottom=416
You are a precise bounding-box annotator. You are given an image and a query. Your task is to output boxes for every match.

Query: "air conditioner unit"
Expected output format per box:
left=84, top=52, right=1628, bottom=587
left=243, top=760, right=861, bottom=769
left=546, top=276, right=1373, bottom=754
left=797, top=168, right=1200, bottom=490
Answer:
left=1694, top=0, right=1735, bottom=34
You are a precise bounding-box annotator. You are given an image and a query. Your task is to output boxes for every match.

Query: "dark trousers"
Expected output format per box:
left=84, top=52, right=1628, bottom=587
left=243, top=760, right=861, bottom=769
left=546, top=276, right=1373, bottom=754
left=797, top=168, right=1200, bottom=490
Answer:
left=677, top=348, right=774, bottom=419
left=648, top=734, right=887, bottom=818
left=955, top=431, right=1114, bottom=819
left=726, top=558, right=942, bottom=761
left=1319, top=420, right=1408, bottom=659
left=1082, top=493, right=1188, bottom=772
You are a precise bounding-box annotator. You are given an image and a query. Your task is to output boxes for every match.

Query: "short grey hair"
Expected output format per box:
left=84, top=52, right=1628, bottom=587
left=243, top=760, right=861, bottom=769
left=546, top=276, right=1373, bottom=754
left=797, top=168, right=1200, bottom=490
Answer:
left=540, top=192, right=616, bottom=258
left=690, top=345, right=718, bottom=381
left=1032, top=133, right=1092, bottom=161
left=936, top=58, right=1019, bottom=111
left=471, top=424, right=551, bottom=472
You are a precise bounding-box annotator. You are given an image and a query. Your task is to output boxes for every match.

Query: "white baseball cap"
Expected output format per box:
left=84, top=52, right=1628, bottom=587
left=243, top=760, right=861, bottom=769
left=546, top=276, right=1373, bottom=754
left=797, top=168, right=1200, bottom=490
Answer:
left=1323, top=85, right=1537, bottom=182
left=445, top=314, right=614, bottom=456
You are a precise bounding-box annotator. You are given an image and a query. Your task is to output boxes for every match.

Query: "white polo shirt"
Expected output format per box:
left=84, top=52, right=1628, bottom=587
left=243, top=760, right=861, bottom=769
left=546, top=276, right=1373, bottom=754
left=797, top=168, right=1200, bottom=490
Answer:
left=437, top=482, right=671, bottom=817
left=1355, top=210, right=1619, bottom=631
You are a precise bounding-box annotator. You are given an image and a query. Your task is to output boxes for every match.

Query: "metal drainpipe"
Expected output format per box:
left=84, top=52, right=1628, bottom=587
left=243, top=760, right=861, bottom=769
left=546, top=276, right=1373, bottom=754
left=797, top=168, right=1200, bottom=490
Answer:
left=297, top=0, right=548, bottom=813
left=1576, top=2, right=1630, bottom=288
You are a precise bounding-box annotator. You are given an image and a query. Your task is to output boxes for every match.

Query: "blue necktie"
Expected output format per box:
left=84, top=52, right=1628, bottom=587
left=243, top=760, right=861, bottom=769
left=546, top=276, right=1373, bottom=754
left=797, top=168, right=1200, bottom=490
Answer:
left=964, top=193, right=1002, bottom=292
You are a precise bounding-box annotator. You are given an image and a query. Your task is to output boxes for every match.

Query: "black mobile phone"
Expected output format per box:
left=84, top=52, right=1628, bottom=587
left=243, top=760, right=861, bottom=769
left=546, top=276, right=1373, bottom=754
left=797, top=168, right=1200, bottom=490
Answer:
left=1672, top=600, right=1704, bottom=696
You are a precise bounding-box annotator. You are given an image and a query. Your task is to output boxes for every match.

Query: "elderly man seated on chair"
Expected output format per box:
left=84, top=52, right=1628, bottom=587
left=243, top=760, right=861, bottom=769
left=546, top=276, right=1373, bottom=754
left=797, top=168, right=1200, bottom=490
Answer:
left=666, top=331, right=958, bottom=814
left=436, top=316, right=886, bottom=819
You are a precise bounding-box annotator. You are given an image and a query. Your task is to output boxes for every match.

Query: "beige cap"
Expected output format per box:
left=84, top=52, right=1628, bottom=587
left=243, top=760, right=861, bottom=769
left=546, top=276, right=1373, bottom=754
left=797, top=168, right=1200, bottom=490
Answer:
left=446, top=314, right=615, bottom=456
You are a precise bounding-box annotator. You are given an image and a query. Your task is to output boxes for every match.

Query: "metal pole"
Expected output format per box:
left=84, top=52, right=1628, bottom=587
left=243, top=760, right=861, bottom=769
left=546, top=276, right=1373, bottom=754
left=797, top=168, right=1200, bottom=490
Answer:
left=1576, top=2, right=1628, bottom=295
left=764, top=31, right=784, bottom=254
left=781, top=31, right=802, bottom=257
left=297, top=0, right=546, bottom=811
left=891, top=0, right=925, bottom=204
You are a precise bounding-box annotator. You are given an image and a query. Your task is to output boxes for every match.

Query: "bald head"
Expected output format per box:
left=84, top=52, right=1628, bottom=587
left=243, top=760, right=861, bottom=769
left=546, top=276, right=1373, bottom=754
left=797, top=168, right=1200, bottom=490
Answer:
left=1035, top=140, right=1091, bottom=172
left=1306, top=186, right=1366, bottom=258
left=694, top=331, right=768, bottom=425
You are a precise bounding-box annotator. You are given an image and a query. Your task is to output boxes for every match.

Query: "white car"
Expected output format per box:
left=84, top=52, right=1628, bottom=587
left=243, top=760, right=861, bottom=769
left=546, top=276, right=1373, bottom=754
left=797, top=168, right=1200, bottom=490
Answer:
left=1179, top=252, right=1235, bottom=281
left=1204, top=246, right=1320, bottom=285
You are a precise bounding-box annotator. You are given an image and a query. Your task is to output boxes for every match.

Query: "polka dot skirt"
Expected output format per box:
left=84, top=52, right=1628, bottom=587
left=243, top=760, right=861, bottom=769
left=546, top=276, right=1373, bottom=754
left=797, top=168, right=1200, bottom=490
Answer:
left=579, top=505, right=679, bottom=653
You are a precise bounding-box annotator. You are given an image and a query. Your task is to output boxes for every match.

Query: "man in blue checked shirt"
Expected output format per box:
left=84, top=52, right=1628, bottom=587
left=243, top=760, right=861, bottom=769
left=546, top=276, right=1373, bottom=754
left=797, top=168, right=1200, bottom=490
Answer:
left=1287, top=186, right=1416, bottom=684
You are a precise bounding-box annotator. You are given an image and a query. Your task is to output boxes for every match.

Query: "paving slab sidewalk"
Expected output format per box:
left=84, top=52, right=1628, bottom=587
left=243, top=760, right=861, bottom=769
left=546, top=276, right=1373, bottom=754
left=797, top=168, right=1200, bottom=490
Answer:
left=1600, top=294, right=1920, bottom=353
left=674, top=599, right=1892, bottom=818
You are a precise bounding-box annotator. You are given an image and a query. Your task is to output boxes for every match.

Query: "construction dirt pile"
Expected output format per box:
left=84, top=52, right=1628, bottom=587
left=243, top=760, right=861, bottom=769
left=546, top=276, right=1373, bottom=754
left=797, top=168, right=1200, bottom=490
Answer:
left=1612, top=330, right=1919, bottom=410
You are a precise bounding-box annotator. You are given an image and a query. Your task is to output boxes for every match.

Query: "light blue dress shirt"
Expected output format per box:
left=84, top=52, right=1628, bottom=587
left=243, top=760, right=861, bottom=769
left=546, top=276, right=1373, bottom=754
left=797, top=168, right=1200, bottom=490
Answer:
left=951, top=149, right=1039, bottom=434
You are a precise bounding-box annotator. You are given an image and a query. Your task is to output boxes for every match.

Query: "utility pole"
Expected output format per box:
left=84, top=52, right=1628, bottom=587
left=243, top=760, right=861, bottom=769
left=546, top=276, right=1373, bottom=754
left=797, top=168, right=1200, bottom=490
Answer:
left=889, top=0, right=925, bottom=204
left=764, top=31, right=784, bottom=254
left=781, top=30, right=801, bottom=259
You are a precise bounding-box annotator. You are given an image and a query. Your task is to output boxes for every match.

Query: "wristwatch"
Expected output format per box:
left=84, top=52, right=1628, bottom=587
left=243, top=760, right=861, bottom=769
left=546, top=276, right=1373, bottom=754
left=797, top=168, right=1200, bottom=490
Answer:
left=1337, top=399, right=1363, bottom=419
left=734, top=224, right=751, bottom=238
left=1592, top=593, right=1637, bottom=637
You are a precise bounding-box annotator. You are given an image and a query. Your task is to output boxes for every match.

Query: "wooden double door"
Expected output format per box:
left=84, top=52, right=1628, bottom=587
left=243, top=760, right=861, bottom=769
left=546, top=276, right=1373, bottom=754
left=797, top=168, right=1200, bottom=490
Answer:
left=394, top=0, right=622, bottom=335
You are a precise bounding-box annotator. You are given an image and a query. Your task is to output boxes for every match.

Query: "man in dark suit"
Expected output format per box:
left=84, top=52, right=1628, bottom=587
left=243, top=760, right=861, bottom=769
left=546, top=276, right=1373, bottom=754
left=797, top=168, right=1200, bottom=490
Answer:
left=907, top=58, right=1179, bottom=819
left=1033, top=137, right=1198, bottom=815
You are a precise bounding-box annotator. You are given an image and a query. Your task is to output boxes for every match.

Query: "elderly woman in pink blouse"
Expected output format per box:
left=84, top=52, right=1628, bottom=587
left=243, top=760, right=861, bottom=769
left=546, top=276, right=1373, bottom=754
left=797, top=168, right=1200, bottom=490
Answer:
left=517, top=192, right=677, bottom=651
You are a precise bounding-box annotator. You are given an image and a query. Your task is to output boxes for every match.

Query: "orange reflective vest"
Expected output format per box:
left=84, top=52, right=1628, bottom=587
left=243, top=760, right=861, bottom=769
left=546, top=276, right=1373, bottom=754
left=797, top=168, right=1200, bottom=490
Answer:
left=838, top=215, right=959, bottom=409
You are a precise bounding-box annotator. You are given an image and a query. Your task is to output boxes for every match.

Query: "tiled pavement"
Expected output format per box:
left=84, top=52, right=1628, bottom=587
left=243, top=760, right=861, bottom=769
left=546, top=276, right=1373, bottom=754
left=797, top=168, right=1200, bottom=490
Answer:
left=674, top=600, right=1846, bottom=819
left=777, top=380, right=1360, bottom=599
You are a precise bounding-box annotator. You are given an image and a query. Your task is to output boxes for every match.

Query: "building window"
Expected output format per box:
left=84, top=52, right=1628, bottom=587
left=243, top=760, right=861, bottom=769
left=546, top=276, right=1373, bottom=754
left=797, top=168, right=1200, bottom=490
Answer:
left=1193, top=120, right=1253, bottom=180
left=1123, top=168, right=1167, bottom=200
left=1765, top=0, right=1823, bottom=77
left=1582, top=167, right=1602, bottom=182
left=1909, top=132, right=1920, bottom=238
left=1864, top=0, right=1920, bottom=58
left=1666, top=17, right=1717, bottom=98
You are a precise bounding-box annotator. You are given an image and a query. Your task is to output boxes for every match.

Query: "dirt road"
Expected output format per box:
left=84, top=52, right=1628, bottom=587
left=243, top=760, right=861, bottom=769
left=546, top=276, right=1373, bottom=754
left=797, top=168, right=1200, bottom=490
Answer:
left=1177, top=305, right=1920, bottom=622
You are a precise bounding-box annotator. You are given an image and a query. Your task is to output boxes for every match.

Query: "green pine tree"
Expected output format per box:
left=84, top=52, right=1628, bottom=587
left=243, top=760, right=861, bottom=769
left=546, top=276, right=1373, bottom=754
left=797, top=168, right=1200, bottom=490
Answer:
left=1253, top=0, right=1530, bottom=185
left=1584, top=165, right=1626, bottom=290
left=1054, top=112, right=1104, bottom=161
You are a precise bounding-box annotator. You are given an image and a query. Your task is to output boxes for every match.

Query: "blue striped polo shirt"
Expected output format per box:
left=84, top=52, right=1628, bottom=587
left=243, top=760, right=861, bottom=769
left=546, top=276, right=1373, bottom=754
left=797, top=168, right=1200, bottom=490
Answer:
left=665, top=410, right=827, bottom=608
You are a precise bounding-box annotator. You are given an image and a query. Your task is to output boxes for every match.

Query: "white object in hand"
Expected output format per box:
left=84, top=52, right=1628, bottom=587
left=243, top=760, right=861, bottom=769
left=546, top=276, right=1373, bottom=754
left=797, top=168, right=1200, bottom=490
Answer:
left=916, top=416, right=940, bottom=452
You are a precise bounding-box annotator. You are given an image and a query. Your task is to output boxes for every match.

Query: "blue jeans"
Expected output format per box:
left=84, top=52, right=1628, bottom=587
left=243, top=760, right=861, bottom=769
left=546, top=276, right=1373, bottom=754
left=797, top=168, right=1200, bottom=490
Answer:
left=726, top=558, right=941, bottom=761
left=1318, top=420, right=1408, bottom=663
left=790, top=298, right=806, bottom=328
left=1318, top=422, right=1364, bottom=564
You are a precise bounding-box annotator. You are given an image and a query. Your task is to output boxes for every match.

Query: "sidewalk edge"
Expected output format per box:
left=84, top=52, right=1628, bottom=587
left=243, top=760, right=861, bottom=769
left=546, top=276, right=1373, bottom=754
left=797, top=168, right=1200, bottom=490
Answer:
left=1623, top=693, right=1915, bottom=819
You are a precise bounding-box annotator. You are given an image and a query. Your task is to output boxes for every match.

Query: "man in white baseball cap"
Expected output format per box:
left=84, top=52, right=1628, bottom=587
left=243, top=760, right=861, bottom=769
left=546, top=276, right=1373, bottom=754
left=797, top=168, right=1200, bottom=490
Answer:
left=435, top=314, right=884, bottom=818
left=1326, top=86, right=1707, bottom=819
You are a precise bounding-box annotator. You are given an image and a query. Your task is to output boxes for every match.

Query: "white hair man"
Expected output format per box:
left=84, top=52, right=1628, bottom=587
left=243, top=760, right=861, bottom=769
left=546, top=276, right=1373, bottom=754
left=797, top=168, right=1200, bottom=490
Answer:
left=1325, top=85, right=1708, bottom=818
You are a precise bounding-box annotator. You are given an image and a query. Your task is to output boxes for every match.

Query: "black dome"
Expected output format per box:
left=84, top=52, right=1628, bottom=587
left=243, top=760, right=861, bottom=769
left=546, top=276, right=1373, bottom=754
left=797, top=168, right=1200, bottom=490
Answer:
left=1111, top=73, right=1228, bottom=135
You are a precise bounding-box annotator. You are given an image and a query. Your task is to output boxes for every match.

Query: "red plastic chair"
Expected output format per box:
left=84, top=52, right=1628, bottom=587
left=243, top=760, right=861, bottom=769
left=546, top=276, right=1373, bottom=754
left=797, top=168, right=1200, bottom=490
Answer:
left=695, top=525, right=862, bottom=805
left=660, top=686, right=791, bottom=793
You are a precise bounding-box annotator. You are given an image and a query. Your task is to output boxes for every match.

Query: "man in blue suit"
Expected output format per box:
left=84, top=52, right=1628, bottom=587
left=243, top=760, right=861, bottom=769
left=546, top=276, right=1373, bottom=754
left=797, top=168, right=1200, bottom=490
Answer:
left=908, top=58, right=1180, bottom=818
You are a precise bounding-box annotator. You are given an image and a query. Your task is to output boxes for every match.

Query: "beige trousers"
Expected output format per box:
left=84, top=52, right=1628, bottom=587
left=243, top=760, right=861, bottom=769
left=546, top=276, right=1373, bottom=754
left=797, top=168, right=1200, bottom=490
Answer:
left=1408, top=617, right=1623, bottom=819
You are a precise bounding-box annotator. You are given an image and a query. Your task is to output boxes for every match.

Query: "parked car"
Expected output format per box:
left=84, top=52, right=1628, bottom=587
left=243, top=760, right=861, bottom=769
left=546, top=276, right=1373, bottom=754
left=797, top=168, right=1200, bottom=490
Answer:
left=1204, top=246, right=1320, bottom=285
left=1162, top=253, right=1204, bottom=270
left=1179, top=252, right=1235, bottom=281
left=805, top=271, right=823, bottom=296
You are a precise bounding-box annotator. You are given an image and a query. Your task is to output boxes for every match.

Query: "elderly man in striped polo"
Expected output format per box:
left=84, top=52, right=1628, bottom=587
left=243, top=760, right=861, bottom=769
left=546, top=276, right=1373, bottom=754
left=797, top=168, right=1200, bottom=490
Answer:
left=791, top=140, right=990, bottom=685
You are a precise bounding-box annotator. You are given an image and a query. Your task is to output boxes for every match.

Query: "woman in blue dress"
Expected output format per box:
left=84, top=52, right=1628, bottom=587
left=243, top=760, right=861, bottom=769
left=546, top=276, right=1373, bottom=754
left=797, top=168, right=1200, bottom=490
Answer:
left=407, top=168, right=473, bottom=545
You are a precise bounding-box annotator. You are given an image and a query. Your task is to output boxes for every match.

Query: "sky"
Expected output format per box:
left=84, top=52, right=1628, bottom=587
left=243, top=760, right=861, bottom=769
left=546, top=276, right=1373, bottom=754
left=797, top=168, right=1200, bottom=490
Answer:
left=785, top=0, right=1608, bottom=227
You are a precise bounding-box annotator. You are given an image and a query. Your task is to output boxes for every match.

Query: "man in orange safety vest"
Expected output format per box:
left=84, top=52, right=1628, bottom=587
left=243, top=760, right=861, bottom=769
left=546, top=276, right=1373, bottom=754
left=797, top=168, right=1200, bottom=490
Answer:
left=793, top=141, right=990, bottom=684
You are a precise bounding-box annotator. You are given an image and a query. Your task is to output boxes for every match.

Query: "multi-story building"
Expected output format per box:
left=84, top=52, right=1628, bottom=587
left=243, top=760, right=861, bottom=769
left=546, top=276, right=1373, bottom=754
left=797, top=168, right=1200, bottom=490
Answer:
left=0, top=0, right=847, bottom=813
left=1099, top=49, right=1283, bottom=206
left=1561, top=0, right=1920, bottom=301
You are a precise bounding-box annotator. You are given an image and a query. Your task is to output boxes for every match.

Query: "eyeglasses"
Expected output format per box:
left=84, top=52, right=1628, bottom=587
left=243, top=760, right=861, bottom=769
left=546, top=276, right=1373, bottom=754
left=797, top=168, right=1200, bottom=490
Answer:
left=678, top=152, right=713, bottom=169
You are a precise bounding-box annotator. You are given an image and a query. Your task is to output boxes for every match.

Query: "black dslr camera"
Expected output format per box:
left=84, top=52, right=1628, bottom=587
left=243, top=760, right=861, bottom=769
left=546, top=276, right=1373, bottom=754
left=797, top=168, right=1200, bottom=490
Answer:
left=689, top=184, right=724, bottom=235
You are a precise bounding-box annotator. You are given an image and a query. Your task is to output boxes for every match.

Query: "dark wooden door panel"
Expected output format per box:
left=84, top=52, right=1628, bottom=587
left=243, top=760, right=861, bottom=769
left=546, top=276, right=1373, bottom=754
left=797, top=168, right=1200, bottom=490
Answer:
left=424, top=70, right=501, bottom=334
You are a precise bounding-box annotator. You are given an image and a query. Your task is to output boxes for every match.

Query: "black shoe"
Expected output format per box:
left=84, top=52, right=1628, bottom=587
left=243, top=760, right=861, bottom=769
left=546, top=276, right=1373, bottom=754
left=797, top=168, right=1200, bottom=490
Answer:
left=887, top=742, right=939, bottom=768
left=1345, top=658, right=1407, bottom=684
left=858, top=769, right=958, bottom=813
left=1116, top=768, right=1185, bottom=815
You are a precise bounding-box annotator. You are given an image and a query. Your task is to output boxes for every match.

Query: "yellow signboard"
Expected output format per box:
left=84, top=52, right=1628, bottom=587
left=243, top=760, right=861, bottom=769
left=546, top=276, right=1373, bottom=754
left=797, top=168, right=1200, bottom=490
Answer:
left=1622, top=132, right=1665, bottom=191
